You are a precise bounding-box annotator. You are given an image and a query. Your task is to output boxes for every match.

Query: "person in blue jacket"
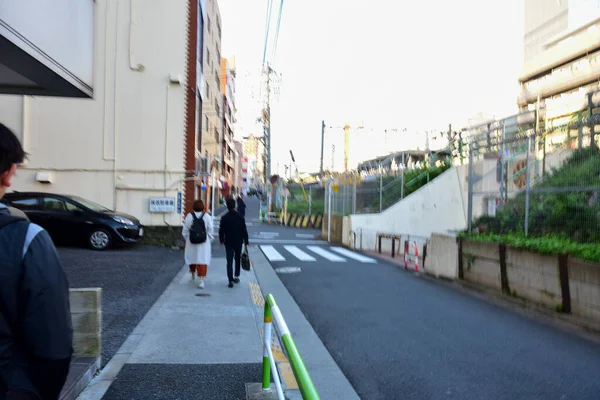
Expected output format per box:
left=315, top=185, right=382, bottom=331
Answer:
left=0, top=123, right=73, bottom=400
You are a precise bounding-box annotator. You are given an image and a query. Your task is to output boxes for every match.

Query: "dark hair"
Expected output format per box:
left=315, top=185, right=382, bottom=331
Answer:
left=0, top=123, right=26, bottom=175
left=226, top=198, right=236, bottom=210
left=193, top=199, right=205, bottom=212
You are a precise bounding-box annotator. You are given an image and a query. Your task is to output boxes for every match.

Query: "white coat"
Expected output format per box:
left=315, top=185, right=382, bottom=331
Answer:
left=182, top=211, right=214, bottom=265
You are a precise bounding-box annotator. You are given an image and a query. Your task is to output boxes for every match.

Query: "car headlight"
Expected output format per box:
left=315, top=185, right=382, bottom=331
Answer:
left=113, top=216, right=134, bottom=225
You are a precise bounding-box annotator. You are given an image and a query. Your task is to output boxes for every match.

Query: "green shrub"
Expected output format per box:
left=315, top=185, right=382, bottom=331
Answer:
left=459, top=232, right=600, bottom=263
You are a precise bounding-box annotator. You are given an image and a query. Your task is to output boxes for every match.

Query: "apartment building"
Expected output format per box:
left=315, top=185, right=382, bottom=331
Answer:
left=233, top=140, right=245, bottom=195
left=200, top=0, right=224, bottom=206
left=220, top=56, right=237, bottom=197
left=519, top=0, right=600, bottom=127
left=0, top=0, right=207, bottom=226
left=242, top=135, right=265, bottom=190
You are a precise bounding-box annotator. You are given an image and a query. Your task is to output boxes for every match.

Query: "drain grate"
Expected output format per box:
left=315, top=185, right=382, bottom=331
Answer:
left=195, top=293, right=211, bottom=297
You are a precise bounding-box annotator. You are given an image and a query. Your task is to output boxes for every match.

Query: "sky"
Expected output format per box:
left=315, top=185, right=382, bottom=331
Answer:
left=219, top=0, right=524, bottom=173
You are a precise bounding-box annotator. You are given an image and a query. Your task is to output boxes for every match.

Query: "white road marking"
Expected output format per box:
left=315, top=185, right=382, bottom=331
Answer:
left=295, top=233, right=316, bottom=238
left=307, top=246, right=346, bottom=262
left=330, top=247, right=377, bottom=263
left=284, top=245, right=317, bottom=262
left=260, top=245, right=286, bottom=262
left=251, top=239, right=326, bottom=245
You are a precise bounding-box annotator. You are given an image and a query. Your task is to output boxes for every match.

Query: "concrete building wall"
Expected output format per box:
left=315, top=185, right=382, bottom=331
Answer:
left=0, top=0, right=190, bottom=226
left=523, top=0, right=568, bottom=63
left=200, top=0, right=222, bottom=179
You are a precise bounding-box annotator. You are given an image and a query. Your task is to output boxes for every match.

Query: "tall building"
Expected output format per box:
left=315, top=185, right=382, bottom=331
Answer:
left=519, top=0, right=600, bottom=123
left=242, top=135, right=265, bottom=190
left=233, top=140, right=245, bottom=195
left=200, top=0, right=224, bottom=207
left=0, top=0, right=207, bottom=225
left=220, top=56, right=236, bottom=197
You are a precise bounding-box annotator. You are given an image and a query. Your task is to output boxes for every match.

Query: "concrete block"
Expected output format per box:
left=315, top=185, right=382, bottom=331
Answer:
left=569, top=258, right=600, bottom=321
left=245, top=383, right=278, bottom=400
left=69, top=288, right=101, bottom=313
left=426, top=233, right=458, bottom=279
left=69, top=288, right=102, bottom=358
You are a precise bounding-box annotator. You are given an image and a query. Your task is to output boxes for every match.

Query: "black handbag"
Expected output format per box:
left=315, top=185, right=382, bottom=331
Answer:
left=241, top=247, right=252, bottom=271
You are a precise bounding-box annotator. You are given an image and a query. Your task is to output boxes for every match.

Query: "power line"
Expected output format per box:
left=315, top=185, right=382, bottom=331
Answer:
left=271, top=0, right=285, bottom=62
left=262, top=0, right=274, bottom=67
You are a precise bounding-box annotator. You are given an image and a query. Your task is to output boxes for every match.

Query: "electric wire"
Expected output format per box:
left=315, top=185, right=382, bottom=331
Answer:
left=270, top=0, right=285, bottom=63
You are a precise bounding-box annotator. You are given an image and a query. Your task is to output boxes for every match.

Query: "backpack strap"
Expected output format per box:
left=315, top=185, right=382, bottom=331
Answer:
left=0, top=214, right=26, bottom=230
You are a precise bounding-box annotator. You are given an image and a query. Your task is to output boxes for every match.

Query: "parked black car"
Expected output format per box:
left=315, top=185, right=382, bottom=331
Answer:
left=1, top=191, right=144, bottom=250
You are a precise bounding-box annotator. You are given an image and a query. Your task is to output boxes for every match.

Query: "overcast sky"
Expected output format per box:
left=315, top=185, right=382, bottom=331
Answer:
left=219, top=0, right=524, bottom=173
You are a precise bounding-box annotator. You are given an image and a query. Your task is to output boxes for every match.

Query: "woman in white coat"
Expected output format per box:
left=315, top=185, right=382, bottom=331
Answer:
left=182, top=199, right=214, bottom=288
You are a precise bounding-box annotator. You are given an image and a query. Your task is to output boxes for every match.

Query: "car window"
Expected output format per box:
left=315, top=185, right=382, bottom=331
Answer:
left=10, top=197, right=40, bottom=210
left=65, top=201, right=83, bottom=212
left=42, top=197, right=68, bottom=212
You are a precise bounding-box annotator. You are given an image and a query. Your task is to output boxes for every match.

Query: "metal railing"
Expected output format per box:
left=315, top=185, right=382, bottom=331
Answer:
left=262, top=294, right=320, bottom=400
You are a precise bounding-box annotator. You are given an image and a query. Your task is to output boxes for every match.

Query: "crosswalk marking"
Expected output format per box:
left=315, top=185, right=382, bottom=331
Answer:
left=284, top=245, right=316, bottom=262
left=306, top=246, right=346, bottom=262
left=330, top=247, right=377, bottom=263
left=261, top=245, right=286, bottom=262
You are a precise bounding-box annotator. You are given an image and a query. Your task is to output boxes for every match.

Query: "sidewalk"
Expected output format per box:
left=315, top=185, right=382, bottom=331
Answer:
left=76, top=257, right=264, bottom=400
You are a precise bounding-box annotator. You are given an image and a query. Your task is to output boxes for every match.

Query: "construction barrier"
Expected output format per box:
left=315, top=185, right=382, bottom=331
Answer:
left=283, top=213, right=323, bottom=229
left=262, top=294, right=320, bottom=400
left=404, top=240, right=419, bottom=272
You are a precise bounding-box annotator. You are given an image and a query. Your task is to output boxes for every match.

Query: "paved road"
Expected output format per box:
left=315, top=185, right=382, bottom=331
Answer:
left=259, top=242, right=600, bottom=399
left=59, top=245, right=182, bottom=367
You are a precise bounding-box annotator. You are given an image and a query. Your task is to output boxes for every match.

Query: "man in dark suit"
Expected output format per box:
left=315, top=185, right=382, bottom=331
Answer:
left=219, top=198, right=249, bottom=288
left=236, top=193, right=246, bottom=217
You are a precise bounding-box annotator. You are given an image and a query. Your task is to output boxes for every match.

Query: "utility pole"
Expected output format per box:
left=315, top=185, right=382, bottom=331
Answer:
left=263, top=65, right=273, bottom=181
left=343, top=123, right=351, bottom=173
left=320, top=120, right=325, bottom=177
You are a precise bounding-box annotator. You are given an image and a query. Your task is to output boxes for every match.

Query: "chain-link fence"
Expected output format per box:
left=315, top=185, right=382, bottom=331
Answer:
left=467, top=98, right=600, bottom=243
left=285, top=184, right=325, bottom=215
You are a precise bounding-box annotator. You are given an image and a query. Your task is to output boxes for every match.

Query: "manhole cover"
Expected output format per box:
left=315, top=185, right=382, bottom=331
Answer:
left=275, top=267, right=301, bottom=274
left=195, top=293, right=211, bottom=297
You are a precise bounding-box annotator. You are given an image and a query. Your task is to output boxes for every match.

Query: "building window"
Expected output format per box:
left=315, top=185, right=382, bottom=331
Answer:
left=215, top=98, right=220, bottom=117
left=207, top=16, right=211, bottom=33
left=214, top=126, right=219, bottom=141
left=217, top=20, right=221, bottom=39
left=204, top=116, right=209, bottom=131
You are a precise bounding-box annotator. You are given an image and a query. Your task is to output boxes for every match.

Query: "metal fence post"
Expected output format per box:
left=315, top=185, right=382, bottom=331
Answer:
left=262, top=300, right=272, bottom=390
left=352, top=176, right=357, bottom=214
left=308, top=186, right=312, bottom=216
left=524, top=134, right=532, bottom=236
left=467, top=143, right=474, bottom=233
left=401, top=152, right=405, bottom=199
left=327, top=181, right=332, bottom=243
left=379, top=174, right=383, bottom=213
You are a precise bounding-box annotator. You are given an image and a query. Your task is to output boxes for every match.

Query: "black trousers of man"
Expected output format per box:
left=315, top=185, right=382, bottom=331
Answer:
left=225, top=243, right=243, bottom=283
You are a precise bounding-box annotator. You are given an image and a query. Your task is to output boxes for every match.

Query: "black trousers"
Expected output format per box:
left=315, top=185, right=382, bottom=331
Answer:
left=225, top=243, right=242, bottom=282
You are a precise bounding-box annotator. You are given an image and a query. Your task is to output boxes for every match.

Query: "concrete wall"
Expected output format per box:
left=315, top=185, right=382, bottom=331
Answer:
left=462, top=241, right=502, bottom=291
left=460, top=240, right=600, bottom=324
left=506, top=248, right=562, bottom=308
left=569, top=258, right=600, bottom=321
left=350, top=167, right=467, bottom=252
left=425, top=233, right=459, bottom=280
left=322, top=214, right=343, bottom=243
left=0, top=0, right=189, bottom=226
left=70, top=288, right=102, bottom=360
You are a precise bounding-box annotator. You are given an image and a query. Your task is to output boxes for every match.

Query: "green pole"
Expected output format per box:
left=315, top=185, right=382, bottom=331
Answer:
left=262, top=300, right=272, bottom=390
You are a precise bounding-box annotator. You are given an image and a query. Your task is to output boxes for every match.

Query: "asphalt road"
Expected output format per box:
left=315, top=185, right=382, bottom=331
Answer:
left=58, top=245, right=183, bottom=367
left=259, top=236, right=600, bottom=399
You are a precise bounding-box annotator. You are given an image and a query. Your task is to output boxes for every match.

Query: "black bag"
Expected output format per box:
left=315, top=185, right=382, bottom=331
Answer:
left=189, top=212, right=207, bottom=244
left=241, top=247, right=251, bottom=271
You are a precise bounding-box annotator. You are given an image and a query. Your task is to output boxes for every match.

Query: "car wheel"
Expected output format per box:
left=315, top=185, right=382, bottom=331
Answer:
left=89, top=229, right=112, bottom=250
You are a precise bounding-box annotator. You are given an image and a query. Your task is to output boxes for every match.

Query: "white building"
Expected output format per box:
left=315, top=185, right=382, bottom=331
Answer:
left=0, top=0, right=209, bottom=226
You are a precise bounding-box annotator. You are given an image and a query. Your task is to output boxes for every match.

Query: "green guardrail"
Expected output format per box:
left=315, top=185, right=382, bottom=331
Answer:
left=262, top=294, right=320, bottom=400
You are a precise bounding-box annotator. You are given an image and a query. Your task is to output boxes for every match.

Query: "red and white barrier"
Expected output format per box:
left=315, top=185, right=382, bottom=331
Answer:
left=404, top=240, right=419, bottom=273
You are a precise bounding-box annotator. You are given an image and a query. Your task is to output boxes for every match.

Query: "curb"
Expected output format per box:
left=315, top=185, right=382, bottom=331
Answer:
left=249, top=246, right=360, bottom=400
left=282, top=213, right=323, bottom=229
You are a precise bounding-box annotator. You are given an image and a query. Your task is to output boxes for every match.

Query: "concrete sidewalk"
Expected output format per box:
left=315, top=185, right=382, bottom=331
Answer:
left=76, top=258, right=264, bottom=400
